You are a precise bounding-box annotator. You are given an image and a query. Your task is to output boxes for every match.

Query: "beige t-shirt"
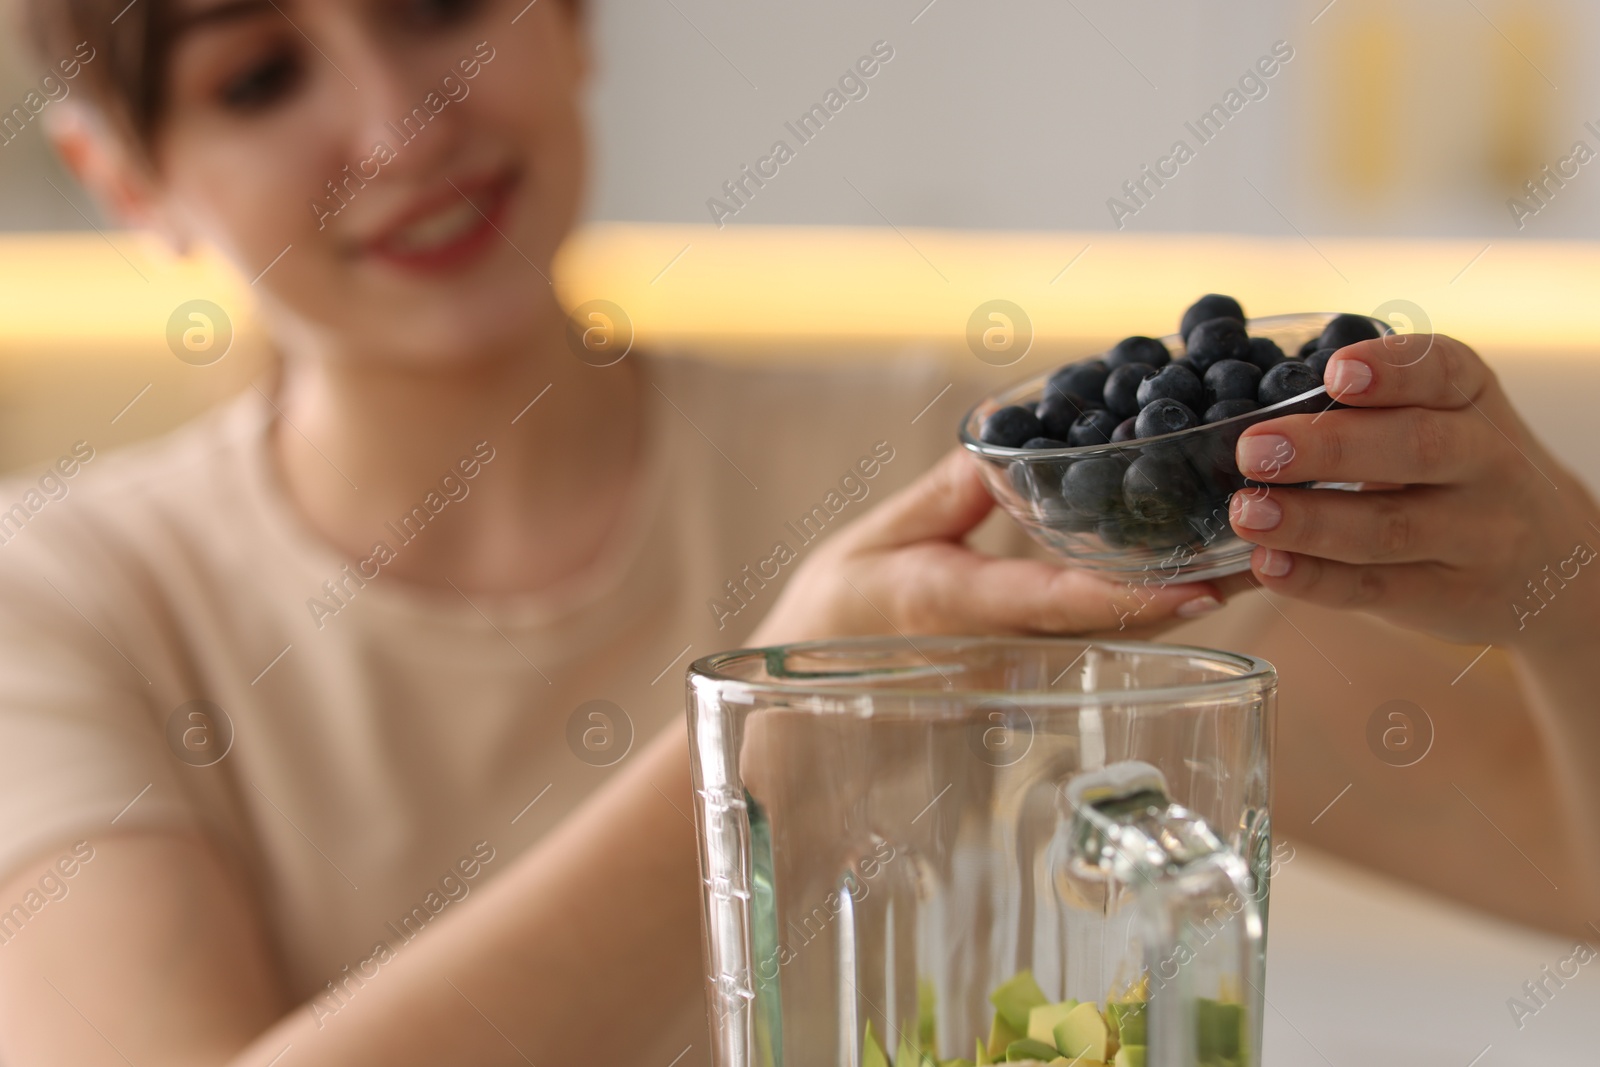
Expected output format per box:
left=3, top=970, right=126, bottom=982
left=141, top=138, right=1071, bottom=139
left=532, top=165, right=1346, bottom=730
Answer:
left=0, top=350, right=1314, bottom=1065
left=0, top=353, right=997, bottom=1001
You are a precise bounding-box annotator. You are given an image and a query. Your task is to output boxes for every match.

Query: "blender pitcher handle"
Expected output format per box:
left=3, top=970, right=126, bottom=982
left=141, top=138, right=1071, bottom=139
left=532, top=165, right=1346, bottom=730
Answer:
left=1065, top=761, right=1263, bottom=1067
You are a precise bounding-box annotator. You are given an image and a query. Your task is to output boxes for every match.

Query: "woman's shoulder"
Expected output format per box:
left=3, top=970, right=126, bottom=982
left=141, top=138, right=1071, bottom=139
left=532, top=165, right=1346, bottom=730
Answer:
left=0, top=391, right=267, bottom=589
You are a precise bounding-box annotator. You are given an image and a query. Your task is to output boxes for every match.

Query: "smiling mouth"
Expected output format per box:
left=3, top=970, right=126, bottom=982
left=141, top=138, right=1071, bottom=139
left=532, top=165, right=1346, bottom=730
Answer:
left=364, top=169, right=520, bottom=273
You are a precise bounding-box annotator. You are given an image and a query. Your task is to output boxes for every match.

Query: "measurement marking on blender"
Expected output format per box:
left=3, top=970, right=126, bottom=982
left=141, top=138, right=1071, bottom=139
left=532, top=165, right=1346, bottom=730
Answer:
left=1310, top=782, right=1351, bottom=824
left=651, top=644, right=695, bottom=685
left=1464, top=1044, right=1493, bottom=1067
left=664, top=1044, right=693, bottom=1067
left=1453, top=784, right=1559, bottom=890
left=911, top=783, right=953, bottom=824
left=510, top=784, right=552, bottom=824
left=263, top=1045, right=293, bottom=1067
left=1450, top=644, right=1494, bottom=686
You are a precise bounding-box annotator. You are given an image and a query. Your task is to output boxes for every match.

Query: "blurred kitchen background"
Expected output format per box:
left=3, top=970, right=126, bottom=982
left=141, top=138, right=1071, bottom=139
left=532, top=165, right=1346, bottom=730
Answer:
left=3, top=0, right=1598, bottom=236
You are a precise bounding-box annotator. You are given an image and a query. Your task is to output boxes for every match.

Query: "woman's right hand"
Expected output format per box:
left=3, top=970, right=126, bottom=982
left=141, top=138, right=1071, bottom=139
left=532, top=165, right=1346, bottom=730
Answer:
left=750, top=448, right=1230, bottom=645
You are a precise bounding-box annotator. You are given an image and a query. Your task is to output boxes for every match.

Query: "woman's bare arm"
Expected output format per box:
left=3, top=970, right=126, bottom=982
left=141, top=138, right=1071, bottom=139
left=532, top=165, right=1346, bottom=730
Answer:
left=0, top=448, right=1220, bottom=1065
left=1252, top=597, right=1600, bottom=936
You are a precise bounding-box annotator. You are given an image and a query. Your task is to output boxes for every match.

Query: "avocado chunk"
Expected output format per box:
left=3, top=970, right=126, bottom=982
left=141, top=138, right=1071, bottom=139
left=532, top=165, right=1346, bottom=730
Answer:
left=1196, top=999, right=1243, bottom=1063
left=918, top=977, right=937, bottom=1052
left=1113, top=1046, right=1146, bottom=1067
left=1051, top=1002, right=1110, bottom=1062
left=1026, top=1000, right=1080, bottom=1046
left=898, top=1030, right=933, bottom=1066
left=1004, top=1037, right=1061, bottom=1062
left=1106, top=1001, right=1147, bottom=1047
left=976, top=1036, right=993, bottom=1066
left=989, top=970, right=1049, bottom=1032
left=863, top=1020, right=890, bottom=1067
left=986, top=1010, right=1022, bottom=1060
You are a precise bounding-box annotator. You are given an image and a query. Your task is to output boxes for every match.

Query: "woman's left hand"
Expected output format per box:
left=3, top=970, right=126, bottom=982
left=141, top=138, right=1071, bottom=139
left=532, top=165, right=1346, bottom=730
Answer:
left=1229, top=332, right=1600, bottom=653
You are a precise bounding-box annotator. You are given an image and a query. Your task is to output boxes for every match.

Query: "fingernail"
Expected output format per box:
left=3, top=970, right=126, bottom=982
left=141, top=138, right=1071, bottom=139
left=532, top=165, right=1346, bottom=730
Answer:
left=1258, top=549, right=1294, bottom=578
left=1329, top=357, right=1373, bottom=395
left=1237, top=433, right=1294, bottom=477
left=1232, top=493, right=1282, bottom=532
left=1177, top=595, right=1222, bottom=618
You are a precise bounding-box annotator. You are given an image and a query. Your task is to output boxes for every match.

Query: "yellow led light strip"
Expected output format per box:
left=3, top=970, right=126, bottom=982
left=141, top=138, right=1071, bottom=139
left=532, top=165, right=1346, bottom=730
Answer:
left=0, top=225, right=1595, bottom=357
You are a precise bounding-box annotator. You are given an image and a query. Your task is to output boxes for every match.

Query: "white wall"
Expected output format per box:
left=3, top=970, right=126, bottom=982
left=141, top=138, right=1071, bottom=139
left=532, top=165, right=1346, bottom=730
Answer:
left=581, top=0, right=1600, bottom=238
left=2, top=0, right=1597, bottom=238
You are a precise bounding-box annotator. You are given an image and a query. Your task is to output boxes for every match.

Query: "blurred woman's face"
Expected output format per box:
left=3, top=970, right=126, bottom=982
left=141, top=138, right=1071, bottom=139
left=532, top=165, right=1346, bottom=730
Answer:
left=153, top=0, right=586, bottom=366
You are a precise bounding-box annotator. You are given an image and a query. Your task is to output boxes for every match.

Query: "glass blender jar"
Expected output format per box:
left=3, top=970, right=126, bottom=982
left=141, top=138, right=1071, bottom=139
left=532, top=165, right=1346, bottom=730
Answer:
left=688, top=637, right=1276, bottom=1067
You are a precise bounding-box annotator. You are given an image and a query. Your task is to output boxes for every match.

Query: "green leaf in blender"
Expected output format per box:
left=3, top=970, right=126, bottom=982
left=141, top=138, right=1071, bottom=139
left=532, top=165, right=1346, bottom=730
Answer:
left=989, top=970, right=1049, bottom=1032
left=1025, top=1000, right=1081, bottom=1046
left=1051, top=1001, right=1110, bottom=1062
left=976, top=1036, right=993, bottom=1066
left=863, top=1020, right=891, bottom=1067
left=1003, top=1037, right=1061, bottom=1062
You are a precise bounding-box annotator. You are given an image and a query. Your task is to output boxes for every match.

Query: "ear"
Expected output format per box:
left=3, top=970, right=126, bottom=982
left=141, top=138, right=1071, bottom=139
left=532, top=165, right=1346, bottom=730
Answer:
left=45, top=103, right=192, bottom=255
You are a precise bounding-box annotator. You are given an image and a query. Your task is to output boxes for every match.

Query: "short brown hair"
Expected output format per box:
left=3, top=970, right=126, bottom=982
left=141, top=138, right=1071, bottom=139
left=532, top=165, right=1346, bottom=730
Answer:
left=17, top=0, right=582, bottom=147
left=19, top=0, right=172, bottom=144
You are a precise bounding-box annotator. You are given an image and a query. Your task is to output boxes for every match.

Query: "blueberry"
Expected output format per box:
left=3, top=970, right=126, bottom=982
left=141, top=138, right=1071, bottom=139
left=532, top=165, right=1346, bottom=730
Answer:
left=1203, top=359, right=1263, bottom=407
left=1103, top=363, right=1158, bottom=418
left=1296, top=337, right=1321, bottom=359
left=1063, top=456, right=1127, bottom=516
left=1097, top=515, right=1143, bottom=549
left=1184, top=317, right=1252, bottom=373
left=1203, top=398, right=1261, bottom=422
left=1067, top=408, right=1121, bottom=447
left=1046, top=360, right=1111, bottom=403
left=1106, top=336, right=1171, bottom=370
left=1111, top=416, right=1139, bottom=442
left=1036, top=391, right=1091, bottom=440
left=1136, top=363, right=1204, bottom=412
left=1134, top=398, right=1198, bottom=439
left=1021, top=437, right=1069, bottom=449
left=1180, top=294, right=1246, bottom=341
left=980, top=405, right=1043, bottom=447
left=1124, top=452, right=1200, bottom=521
left=1318, top=313, right=1381, bottom=352
left=1304, top=346, right=1336, bottom=381
left=1139, top=519, right=1204, bottom=550
left=1258, top=361, right=1322, bottom=405
left=1247, top=336, right=1287, bottom=372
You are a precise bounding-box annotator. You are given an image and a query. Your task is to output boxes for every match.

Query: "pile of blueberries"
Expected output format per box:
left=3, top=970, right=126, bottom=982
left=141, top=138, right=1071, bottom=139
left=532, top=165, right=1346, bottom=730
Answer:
left=975, top=295, right=1384, bottom=551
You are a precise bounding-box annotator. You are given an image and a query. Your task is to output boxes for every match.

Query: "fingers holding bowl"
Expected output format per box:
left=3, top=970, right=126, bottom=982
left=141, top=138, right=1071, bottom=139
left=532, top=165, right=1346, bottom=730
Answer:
left=1236, top=405, right=1501, bottom=487
left=1322, top=332, right=1494, bottom=411
left=1228, top=483, right=1502, bottom=567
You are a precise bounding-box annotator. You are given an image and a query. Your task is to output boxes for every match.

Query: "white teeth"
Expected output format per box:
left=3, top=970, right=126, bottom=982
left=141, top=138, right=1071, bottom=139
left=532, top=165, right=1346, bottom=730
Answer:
left=387, top=199, right=483, bottom=251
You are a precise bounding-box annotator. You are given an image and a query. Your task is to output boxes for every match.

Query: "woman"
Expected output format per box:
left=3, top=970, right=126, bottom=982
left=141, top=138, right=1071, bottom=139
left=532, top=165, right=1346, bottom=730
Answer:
left=0, top=1, right=1595, bottom=1064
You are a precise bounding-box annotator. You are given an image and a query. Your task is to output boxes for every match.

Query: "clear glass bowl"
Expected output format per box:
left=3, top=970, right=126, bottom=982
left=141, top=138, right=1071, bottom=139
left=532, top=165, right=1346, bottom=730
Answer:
left=689, top=636, right=1277, bottom=1067
left=959, top=312, right=1388, bottom=582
